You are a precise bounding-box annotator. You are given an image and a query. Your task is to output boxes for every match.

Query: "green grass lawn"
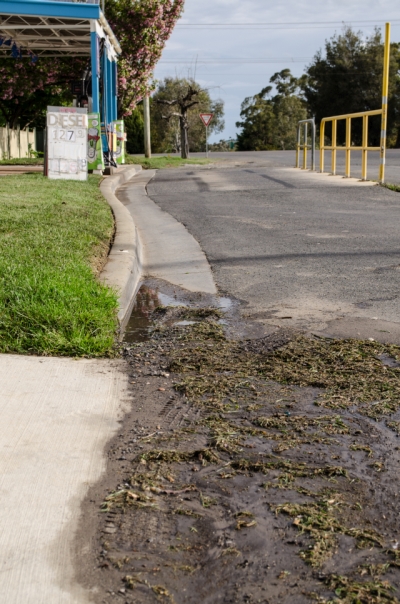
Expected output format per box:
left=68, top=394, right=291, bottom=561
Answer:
left=0, top=158, right=44, bottom=165
left=0, top=174, right=118, bottom=357
left=126, top=155, right=213, bottom=169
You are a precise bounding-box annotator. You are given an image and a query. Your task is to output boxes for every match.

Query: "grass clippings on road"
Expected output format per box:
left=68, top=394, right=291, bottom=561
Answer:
left=78, top=295, right=400, bottom=603
left=126, top=155, right=213, bottom=170
left=0, top=174, right=118, bottom=356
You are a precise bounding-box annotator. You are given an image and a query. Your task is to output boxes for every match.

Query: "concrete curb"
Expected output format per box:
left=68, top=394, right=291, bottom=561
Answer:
left=100, top=166, right=143, bottom=328
left=116, top=171, right=217, bottom=295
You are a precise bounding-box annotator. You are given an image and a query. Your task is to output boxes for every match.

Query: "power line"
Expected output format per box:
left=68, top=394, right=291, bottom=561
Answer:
left=159, top=58, right=313, bottom=64
left=155, top=73, right=304, bottom=76
left=176, top=25, right=400, bottom=31
left=155, top=72, right=387, bottom=76
left=176, top=19, right=400, bottom=29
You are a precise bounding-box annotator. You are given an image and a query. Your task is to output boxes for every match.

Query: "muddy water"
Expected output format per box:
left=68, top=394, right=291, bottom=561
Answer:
left=124, top=285, right=188, bottom=343
left=124, top=283, right=234, bottom=344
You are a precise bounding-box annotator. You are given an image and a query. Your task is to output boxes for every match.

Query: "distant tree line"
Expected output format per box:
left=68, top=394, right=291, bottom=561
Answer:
left=236, top=28, right=400, bottom=151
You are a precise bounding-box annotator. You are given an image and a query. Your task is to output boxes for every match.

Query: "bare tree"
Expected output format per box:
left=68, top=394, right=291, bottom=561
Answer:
left=156, top=82, right=201, bottom=159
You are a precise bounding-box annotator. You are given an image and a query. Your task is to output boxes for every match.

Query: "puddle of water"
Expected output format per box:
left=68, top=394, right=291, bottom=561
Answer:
left=175, top=320, right=197, bottom=326
left=219, top=296, right=233, bottom=311
left=124, top=286, right=160, bottom=343
left=124, top=285, right=235, bottom=344
left=124, top=285, right=189, bottom=344
left=159, top=293, right=186, bottom=308
left=378, top=353, right=400, bottom=368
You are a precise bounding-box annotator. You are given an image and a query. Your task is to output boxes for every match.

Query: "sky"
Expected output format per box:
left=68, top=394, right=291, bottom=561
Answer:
left=153, top=0, right=400, bottom=143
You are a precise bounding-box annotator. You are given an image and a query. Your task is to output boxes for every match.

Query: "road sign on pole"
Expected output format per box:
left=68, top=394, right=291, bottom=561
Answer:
left=200, top=113, right=213, bottom=157
left=200, top=113, right=213, bottom=127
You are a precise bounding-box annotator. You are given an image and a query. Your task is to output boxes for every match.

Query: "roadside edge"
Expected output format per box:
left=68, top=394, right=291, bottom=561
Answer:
left=116, top=171, right=218, bottom=295
left=100, top=166, right=143, bottom=328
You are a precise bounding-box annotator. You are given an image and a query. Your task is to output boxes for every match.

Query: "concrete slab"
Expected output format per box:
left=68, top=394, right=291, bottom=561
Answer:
left=0, top=354, right=129, bottom=603
left=117, top=171, right=217, bottom=295
left=0, top=165, right=43, bottom=175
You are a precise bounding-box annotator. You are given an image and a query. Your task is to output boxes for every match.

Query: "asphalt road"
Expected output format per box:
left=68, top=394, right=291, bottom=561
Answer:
left=147, top=152, right=400, bottom=343
left=187, top=148, right=400, bottom=185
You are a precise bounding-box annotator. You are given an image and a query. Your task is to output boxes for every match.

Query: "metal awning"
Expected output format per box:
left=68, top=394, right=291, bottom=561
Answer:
left=0, top=0, right=121, bottom=58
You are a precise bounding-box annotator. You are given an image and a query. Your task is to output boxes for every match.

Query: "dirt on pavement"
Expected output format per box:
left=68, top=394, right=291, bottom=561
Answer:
left=75, top=279, right=400, bottom=604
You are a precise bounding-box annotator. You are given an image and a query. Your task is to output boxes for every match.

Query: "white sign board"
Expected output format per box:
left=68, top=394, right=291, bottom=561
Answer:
left=47, top=107, right=88, bottom=181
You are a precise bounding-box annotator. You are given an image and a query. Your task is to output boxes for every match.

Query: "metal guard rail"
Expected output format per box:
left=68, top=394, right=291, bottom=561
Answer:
left=296, top=118, right=315, bottom=171
left=320, top=109, right=383, bottom=181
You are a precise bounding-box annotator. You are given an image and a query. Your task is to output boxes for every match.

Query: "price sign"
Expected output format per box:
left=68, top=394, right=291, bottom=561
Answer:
left=46, top=106, right=88, bottom=181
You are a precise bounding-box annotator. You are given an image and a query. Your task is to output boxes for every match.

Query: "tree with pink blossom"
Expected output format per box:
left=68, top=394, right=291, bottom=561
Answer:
left=0, top=0, right=184, bottom=127
left=0, top=58, right=80, bottom=128
left=105, top=0, right=185, bottom=115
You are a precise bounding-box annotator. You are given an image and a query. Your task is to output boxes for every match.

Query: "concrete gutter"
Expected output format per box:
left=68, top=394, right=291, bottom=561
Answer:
left=100, top=166, right=143, bottom=328
left=117, top=171, right=217, bottom=295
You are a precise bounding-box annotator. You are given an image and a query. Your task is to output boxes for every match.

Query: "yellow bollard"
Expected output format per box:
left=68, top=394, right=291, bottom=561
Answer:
left=379, top=22, right=391, bottom=184
left=331, top=120, right=337, bottom=175
left=345, top=117, right=351, bottom=177
left=362, top=114, right=368, bottom=180
left=320, top=121, right=325, bottom=173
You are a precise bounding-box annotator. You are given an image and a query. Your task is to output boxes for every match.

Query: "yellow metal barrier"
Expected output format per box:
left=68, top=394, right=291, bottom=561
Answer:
left=296, top=119, right=315, bottom=171
left=319, top=109, right=382, bottom=180
left=320, top=22, right=391, bottom=183
left=380, top=22, right=391, bottom=183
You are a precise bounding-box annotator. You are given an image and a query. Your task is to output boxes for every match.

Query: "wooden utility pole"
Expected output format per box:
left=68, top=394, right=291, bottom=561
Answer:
left=143, top=94, right=151, bottom=158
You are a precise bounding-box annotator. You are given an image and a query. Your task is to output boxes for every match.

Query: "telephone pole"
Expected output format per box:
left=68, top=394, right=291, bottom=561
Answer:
left=143, top=94, right=151, bottom=158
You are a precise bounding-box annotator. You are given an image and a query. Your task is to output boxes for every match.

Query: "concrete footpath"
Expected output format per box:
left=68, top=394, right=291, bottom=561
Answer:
left=0, top=165, right=43, bottom=176
left=0, top=355, right=129, bottom=603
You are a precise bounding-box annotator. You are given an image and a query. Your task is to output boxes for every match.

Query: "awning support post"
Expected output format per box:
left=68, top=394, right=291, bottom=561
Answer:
left=112, top=60, right=118, bottom=121
left=90, top=27, right=100, bottom=113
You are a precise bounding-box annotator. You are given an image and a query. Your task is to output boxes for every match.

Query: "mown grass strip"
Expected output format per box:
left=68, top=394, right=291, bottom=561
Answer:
left=0, top=158, right=44, bottom=165
left=0, top=174, right=118, bottom=357
left=380, top=182, right=400, bottom=193
left=125, top=154, right=213, bottom=170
